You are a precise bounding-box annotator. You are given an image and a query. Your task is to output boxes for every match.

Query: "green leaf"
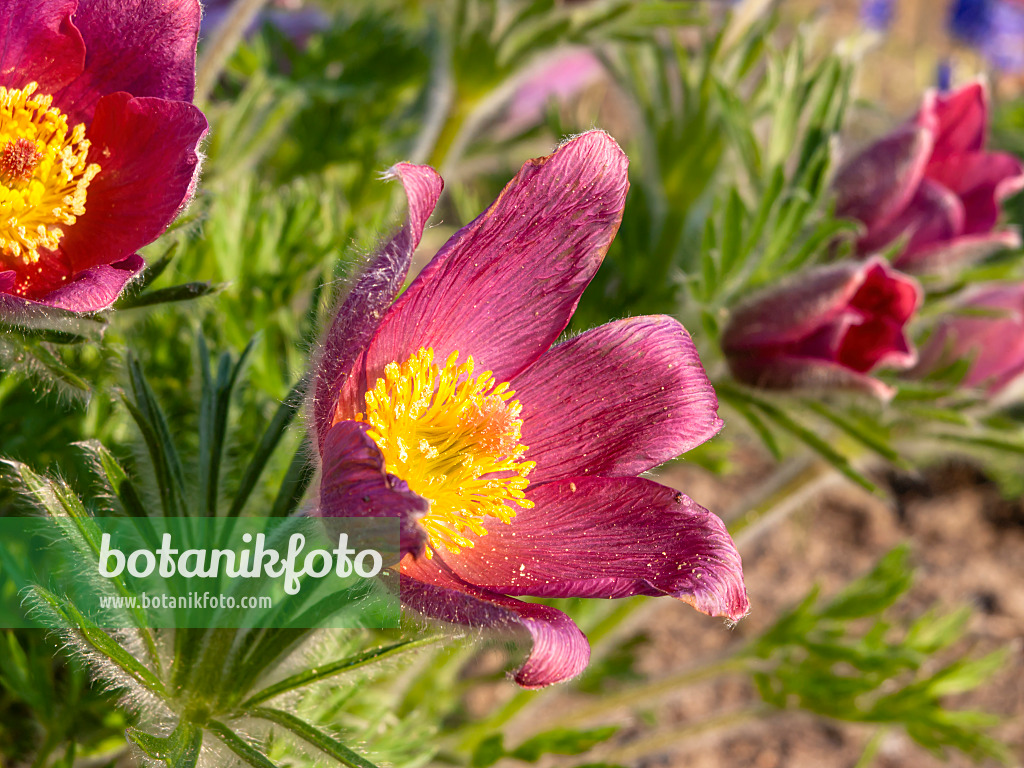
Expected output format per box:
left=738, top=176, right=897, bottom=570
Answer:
left=249, top=707, right=382, bottom=768
left=27, top=586, right=165, bottom=697
left=74, top=440, right=148, bottom=518
left=126, top=720, right=203, bottom=768
left=206, top=720, right=281, bottom=768
left=470, top=734, right=505, bottom=768
left=124, top=353, right=188, bottom=516
left=198, top=336, right=255, bottom=516
left=241, top=637, right=441, bottom=708
left=511, top=727, right=620, bottom=762
left=719, top=383, right=877, bottom=493
left=228, top=374, right=307, bottom=517
left=821, top=546, right=913, bottom=620
left=115, top=281, right=226, bottom=309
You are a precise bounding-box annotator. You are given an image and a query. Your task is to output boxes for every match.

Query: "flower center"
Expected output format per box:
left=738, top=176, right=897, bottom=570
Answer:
left=0, top=82, right=101, bottom=275
left=357, top=347, right=535, bottom=555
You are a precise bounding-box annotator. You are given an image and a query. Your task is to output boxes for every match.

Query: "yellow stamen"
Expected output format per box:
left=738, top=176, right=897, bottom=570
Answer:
left=0, top=82, right=101, bottom=285
left=356, top=347, right=535, bottom=555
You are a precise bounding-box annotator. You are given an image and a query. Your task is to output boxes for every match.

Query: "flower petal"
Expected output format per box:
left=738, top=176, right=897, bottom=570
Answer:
left=721, top=261, right=867, bottom=350
left=511, top=316, right=722, bottom=482
left=0, top=0, right=84, bottom=92
left=53, top=93, right=207, bottom=279
left=313, top=163, right=443, bottom=447
left=333, top=131, right=629, bottom=421
left=834, top=124, right=932, bottom=235
left=37, top=253, right=143, bottom=312
left=864, top=178, right=965, bottom=260
left=926, top=151, right=1024, bottom=235
left=319, top=420, right=429, bottom=559
left=727, top=353, right=899, bottom=401
left=438, top=477, right=749, bottom=622
left=56, top=0, right=201, bottom=123
left=895, top=230, right=1022, bottom=273
left=925, top=81, right=988, bottom=161
left=401, top=557, right=590, bottom=688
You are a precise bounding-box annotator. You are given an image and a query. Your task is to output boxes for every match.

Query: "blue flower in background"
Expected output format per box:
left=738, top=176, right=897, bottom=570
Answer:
left=984, top=1, right=1024, bottom=73
left=861, top=0, right=896, bottom=31
left=948, top=0, right=994, bottom=45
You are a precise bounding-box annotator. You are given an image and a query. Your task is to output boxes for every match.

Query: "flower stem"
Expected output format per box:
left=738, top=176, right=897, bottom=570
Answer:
left=598, top=705, right=772, bottom=764
left=195, top=0, right=272, bottom=104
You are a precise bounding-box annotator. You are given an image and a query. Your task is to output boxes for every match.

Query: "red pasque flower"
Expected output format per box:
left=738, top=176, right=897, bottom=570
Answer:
left=833, top=81, right=1024, bottom=273
left=0, top=0, right=207, bottom=315
left=312, top=131, right=748, bottom=688
left=916, top=282, right=1024, bottom=395
left=721, top=257, right=922, bottom=401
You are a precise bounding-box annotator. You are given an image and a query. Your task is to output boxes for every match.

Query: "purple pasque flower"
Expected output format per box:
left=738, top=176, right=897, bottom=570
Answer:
left=313, top=131, right=748, bottom=688
left=916, top=282, right=1024, bottom=394
left=833, top=81, right=1024, bottom=273
left=721, top=257, right=922, bottom=401
left=0, top=0, right=207, bottom=315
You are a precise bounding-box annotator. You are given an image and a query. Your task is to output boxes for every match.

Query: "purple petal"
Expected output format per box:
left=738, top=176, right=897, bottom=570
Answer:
left=863, top=178, right=966, bottom=259
left=0, top=0, right=84, bottom=92
left=926, top=151, right=1024, bottom=235
left=56, top=0, right=201, bottom=124
left=896, top=230, right=1022, bottom=273
left=311, top=163, right=444, bottom=448
left=926, top=81, right=988, bottom=161
left=38, top=253, right=143, bottom=312
left=834, top=124, right=932, bottom=235
left=721, top=262, right=868, bottom=350
left=511, top=316, right=722, bottom=483
left=319, top=420, right=429, bottom=559
left=332, top=131, right=629, bottom=422
left=51, top=93, right=207, bottom=281
left=401, top=557, right=590, bottom=688
left=728, top=354, right=900, bottom=401
left=919, top=282, right=1024, bottom=393
left=437, top=477, right=749, bottom=622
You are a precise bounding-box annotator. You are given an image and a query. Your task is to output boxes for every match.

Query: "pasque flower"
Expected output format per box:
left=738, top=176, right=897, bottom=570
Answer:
left=916, top=282, right=1024, bottom=394
left=0, top=0, right=207, bottom=315
left=833, top=81, right=1024, bottom=273
left=722, top=258, right=921, bottom=401
left=312, top=132, right=748, bottom=688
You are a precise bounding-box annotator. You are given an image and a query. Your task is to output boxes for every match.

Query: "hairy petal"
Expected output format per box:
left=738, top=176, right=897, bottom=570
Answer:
left=401, top=557, right=590, bottom=688
left=440, top=477, right=748, bottom=621
left=835, top=124, right=933, bottom=235
left=319, top=420, right=429, bottom=558
left=863, top=179, right=965, bottom=260
left=513, top=316, right=722, bottom=482
left=37, top=253, right=143, bottom=312
left=313, top=163, right=443, bottom=447
left=727, top=353, right=900, bottom=400
left=897, top=230, right=1022, bottom=273
left=0, top=0, right=84, bottom=92
left=336, top=131, right=629, bottom=420
left=57, top=0, right=201, bottom=123
left=722, top=262, right=867, bottom=350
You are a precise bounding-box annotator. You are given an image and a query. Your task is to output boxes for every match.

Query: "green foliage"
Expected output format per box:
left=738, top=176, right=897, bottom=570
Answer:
left=750, top=547, right=1010, bottom=764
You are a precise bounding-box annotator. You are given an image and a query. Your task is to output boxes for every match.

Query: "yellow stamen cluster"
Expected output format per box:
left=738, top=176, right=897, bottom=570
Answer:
left=358, top=347, right=535, bottom=555
left=0, top=82, right=101, bottom=278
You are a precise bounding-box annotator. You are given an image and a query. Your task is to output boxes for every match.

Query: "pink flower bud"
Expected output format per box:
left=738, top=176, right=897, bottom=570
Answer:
left=834, top=81, right=1024, bottom=273
left=722, top=258, right=921, bottom=400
